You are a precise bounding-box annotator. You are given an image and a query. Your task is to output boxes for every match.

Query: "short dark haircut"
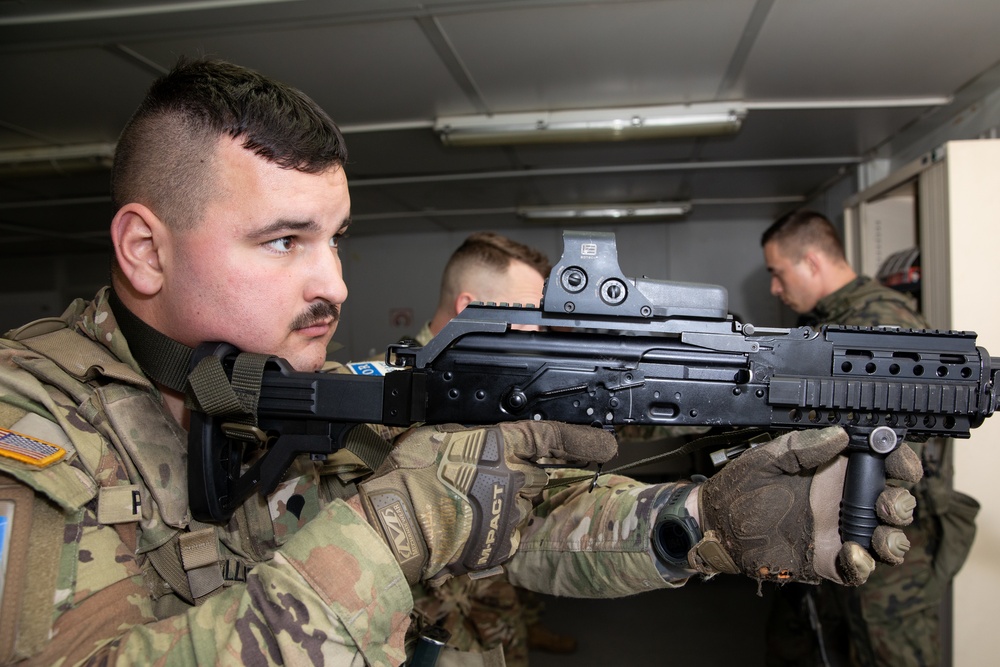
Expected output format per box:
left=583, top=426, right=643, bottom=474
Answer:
left=111, top=58, right=348, bottom=230
left=440, top=232, right=551, bottom=302
left=761, top=210, right=846, bottom=262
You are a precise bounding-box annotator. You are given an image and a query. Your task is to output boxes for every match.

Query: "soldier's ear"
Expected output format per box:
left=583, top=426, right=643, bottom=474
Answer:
left=111, top=203, right=167, bottom=296
left=803, top=249, right=824, bottom=276
left=454, top=291, right=477, bottom=316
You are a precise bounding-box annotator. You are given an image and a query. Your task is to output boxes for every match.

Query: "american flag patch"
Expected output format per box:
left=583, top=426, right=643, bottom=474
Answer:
left=0, top=427, right=66, bottom=468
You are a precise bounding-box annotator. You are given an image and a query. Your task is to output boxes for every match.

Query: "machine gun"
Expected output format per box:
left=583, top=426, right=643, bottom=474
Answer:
left=189, top=231, right=999, bottom=554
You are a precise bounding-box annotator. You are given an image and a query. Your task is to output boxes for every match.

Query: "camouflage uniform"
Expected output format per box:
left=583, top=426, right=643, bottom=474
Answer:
left=0, top=288, right=412, bottom=666
left=766, top=276, right=980, bottom=667
left=508, top=468, right=687, bottom=598
left=0, top=292, right=688, bottom=665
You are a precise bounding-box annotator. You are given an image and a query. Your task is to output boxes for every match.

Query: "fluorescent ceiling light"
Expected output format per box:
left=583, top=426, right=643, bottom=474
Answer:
left=0, top=142, right=116, bottom=165
left=436, top=103, right=746, bottom=146
left=517, top=202, right=692, bottom=220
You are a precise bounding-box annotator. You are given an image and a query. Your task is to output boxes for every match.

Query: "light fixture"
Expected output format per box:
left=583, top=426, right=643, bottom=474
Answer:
left=435, top=103, right=746, bottom=146
left=517, top=202, right=692, bottom=221
left=0, top=142, right=116, bottom=165
left=0, top=142, right=116, bottom=177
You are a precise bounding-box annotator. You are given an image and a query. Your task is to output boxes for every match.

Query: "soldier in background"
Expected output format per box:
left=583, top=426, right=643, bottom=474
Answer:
left=761, top=210, right=980, bottom=667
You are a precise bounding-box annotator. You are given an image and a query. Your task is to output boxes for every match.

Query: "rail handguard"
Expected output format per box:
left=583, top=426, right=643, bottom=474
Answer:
left=189, top=231, right=999, bottom=556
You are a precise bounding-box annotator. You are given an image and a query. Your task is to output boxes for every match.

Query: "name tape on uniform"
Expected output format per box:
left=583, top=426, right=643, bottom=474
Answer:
left=0, top=427, right=66, bottom=468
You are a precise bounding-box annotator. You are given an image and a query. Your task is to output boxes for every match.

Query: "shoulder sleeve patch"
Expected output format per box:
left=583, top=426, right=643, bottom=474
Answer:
left=0, top=428, right=65, bottom=468
left=0, top=414, right=95, bottom=511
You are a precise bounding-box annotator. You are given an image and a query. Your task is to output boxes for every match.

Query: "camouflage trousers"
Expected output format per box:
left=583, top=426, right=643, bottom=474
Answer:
left=765, top=491, right=978, bottom=667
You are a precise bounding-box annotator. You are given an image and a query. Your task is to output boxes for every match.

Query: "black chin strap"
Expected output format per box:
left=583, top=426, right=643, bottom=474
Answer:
left=107, top=288, right=195, bottom=394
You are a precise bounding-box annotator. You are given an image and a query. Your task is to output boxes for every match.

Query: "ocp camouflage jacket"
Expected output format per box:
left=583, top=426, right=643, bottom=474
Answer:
left=0, top=287, right=411, bottom=666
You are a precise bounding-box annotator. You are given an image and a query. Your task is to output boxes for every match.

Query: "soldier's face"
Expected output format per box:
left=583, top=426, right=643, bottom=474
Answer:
left=162, top=137, right=350, bottom=371
left=763, top=240, right=821, bottom=314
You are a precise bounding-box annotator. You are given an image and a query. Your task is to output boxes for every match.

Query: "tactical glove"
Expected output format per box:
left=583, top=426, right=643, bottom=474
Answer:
left=691, top=426, right=923, bottom=586
left=357, top=421, right=616, bottom=585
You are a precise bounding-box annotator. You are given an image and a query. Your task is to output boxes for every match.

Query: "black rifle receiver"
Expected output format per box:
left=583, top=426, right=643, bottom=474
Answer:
left=189, top=231, right=999, bottom=555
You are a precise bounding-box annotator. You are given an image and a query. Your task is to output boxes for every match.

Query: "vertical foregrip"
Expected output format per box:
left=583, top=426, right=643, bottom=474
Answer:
left=840, top=450, right=886, bottom=550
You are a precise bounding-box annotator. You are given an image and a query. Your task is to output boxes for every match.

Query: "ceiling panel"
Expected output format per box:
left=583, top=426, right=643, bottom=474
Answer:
left=507, top=137, right=700, bottom=167
left=0, top=48, right=152, bottom=149
left=697, top=107, right=927, bottom=159
left=686, top=163, right=844, bottom=199
left=354, top=170, right=693, bottom=211
left=745, top=0, right=1000, bottom=99
left=438, top=0, right=758, bottom=111
left=343, top=130, right=521, bottom=178
left=126, top=19, right=470, bottom=125
left=0, top=0, right=460, bottom=48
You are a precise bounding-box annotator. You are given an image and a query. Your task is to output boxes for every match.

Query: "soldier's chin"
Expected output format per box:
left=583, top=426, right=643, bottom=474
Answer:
left=289, top=347, right=329, bottom=372
left=299, top=360, right=325, bottom=372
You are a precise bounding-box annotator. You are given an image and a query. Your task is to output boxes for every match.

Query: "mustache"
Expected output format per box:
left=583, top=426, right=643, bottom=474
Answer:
left=291, top=301, right=340, bottom=330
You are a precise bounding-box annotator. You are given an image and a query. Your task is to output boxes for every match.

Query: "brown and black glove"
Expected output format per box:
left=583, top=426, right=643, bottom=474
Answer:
left=357, top=421, right=616, bottom=585
left=690, top=426, right=923, bottom=586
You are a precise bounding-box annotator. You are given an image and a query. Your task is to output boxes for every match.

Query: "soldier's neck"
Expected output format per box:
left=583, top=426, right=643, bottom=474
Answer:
left=159, top=384, right=190, bottom=430
left=822, top=264, right=858, bottom=299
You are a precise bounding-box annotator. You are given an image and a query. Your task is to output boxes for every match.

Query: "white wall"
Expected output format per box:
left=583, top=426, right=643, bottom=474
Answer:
left=943, top=140, right=1000, bottom=667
